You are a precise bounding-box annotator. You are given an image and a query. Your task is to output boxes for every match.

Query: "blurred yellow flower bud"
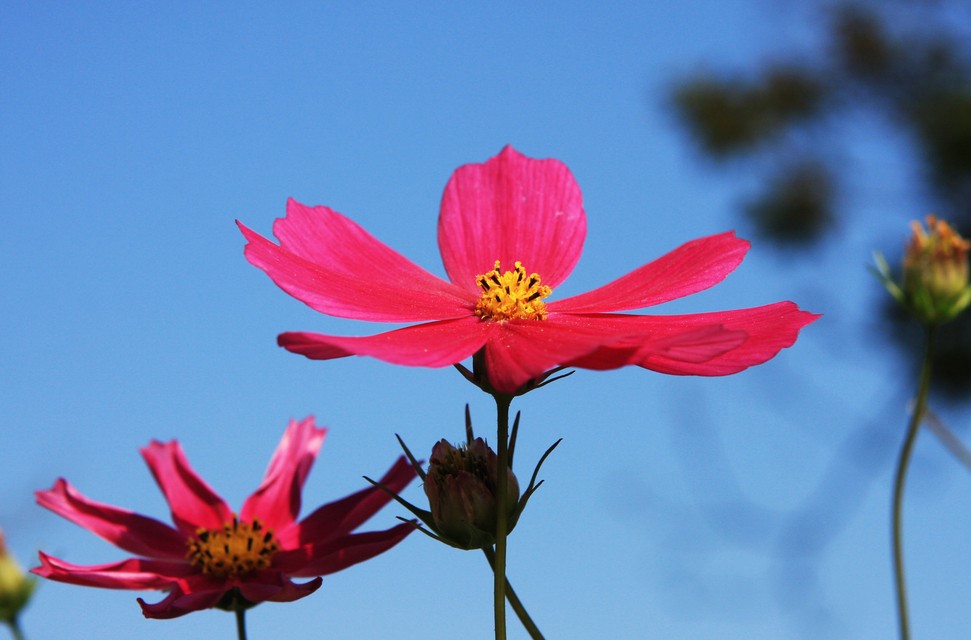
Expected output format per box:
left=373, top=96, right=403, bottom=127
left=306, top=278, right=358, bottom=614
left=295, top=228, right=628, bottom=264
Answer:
left=876, top=215, right=971, bottom=325
left=904, top=215, right=970, bottom=303
left=0, top=529, right=36, bottom=625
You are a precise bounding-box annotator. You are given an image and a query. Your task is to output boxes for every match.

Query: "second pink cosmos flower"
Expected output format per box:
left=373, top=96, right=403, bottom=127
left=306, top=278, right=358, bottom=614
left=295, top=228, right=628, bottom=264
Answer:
left=34, top=417, right=416, bottom=619
left=240, top=146, right=818, bottom=395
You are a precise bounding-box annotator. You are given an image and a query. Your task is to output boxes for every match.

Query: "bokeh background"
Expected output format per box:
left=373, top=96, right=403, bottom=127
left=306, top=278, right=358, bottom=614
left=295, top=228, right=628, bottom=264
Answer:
left=4, top=2, right=971, bottom=638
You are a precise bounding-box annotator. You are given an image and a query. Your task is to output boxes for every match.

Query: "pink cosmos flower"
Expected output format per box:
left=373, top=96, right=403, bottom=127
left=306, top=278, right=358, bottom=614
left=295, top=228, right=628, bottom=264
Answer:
left=240, top=146, right=818, bottom=395
left=33, top=417, right=416, bottom=619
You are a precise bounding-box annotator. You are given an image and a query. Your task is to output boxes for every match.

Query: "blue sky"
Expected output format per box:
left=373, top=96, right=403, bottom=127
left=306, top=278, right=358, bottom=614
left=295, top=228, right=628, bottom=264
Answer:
left=4, top=2, right=971, bottom=639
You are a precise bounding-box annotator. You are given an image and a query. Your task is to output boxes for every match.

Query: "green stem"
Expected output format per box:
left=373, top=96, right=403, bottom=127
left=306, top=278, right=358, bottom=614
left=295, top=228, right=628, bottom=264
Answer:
left=7, top=618, right=26, bottom=640
left=892, top=326, right=935, bottom=640
left=483, top=547, right=546, bottom=639
left=493, top=394, right=512, bottom=640
left=235, top=606, right=248, bottom=640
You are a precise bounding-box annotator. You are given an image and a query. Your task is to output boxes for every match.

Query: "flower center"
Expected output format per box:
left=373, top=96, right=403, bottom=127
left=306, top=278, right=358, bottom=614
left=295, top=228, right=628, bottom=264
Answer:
left=186, top=516, right=279, bottom=578
left=474, top=261, right=552, bottom=322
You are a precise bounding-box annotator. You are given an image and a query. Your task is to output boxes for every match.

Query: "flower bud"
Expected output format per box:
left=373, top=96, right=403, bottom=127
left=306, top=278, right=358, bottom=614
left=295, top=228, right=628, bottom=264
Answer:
left=0, top=530, right=35, bottom=625
left=424, top=438, right=520, bottom=550
left=901, top=215, right=971, bottom=324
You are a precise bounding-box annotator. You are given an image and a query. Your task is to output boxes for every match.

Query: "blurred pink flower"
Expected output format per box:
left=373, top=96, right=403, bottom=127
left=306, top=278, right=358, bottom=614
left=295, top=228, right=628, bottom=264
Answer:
left=240, top=146, right=818, bottom=394
left=34, top=417, right=416, bottom=619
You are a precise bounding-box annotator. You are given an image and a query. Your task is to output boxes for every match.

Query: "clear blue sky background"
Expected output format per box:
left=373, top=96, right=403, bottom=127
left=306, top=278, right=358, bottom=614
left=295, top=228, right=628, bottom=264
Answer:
left=4, top=2, right=971, bottom=639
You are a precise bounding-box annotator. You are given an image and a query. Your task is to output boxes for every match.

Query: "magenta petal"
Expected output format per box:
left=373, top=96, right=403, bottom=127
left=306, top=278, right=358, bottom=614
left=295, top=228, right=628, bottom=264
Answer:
left=550, top=232, right=750, bottom=313
left=237, top=573, right=322, bottom=604
left=33, top=552, right=193, bottom=590
left=138, top=585, right=227, bottom=619
left=480, top=318, right=636, bottom=394
left=278, top=456, right=417, bottom=548
left=636, top=302, right=819, bottom=375
left=276, top=331, right=355, bottom=360
left=278, top=522, right=416, bottom=578
left=35, top=479, right=186, bottom=559
left=566, top=302, right=820, bottom=375
left=559, top=317, right=747, bottom=371
left=279, top=317, right=493, bottom=367
left=438, top=146, right=587, bottom=292
left=140, top=441, right=233, bottom=536
left=241, top=417, right=327, bottom=532
left=240, top=202, right=473, bottom=322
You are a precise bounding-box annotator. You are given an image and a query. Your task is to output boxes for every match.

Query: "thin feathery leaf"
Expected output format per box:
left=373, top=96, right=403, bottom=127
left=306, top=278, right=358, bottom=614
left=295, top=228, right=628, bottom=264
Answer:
left=395, top=434, right=427, bottom=482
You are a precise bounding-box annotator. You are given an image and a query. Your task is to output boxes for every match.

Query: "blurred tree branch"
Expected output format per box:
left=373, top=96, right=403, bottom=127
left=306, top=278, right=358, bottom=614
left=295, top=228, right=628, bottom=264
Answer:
left=669, top=0, right=971, bottom=397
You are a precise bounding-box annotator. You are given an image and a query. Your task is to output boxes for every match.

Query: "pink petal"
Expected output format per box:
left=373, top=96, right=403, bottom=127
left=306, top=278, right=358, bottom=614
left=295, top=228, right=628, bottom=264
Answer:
left=278, top=317, right=493, bottom=367
left=564, top=302, right=820, bottom=375
left=637, top=303, right=819, bottom=375
left=479, top=318, right=636, bottom=394
left=237, top=572, right=322, bottom=605
left=140, top=440, right=233, bottom=536
left=549, top=232, right=750, bottom=313
left=138, top=585, right=227, bottom=619
left=438, top=146, right=587, bottom=292
left=35, top=479, right=186, bottom=559
left=240, top=201, right=474, bottom=322
left=241, top=417, right=327, bottom=532
left=556, top=316, right=747, bottom=371
left=278, top=522, right=416, bottom=578
left=278, top=456, right=417, bottom=548
left=33, top=552, right=193, bottom=590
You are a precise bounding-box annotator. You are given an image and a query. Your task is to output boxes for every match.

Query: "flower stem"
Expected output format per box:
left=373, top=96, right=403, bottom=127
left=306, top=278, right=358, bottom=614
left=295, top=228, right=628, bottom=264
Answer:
left=483, top=547, right=546, bottom=639
left=235, top=605, right=248, bottom=640
left=7, top=618, right=26, bottom=640
left=493, top=394, right=512, bottom=640
left=892, top=326, right=935, bottom=640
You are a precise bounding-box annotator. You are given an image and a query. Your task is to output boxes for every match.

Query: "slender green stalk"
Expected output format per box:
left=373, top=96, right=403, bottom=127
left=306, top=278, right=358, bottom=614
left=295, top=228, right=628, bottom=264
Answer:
left=892, top=326, right=935, bottom=640
left=493, top=395, right=512, bottom=640
left=483, top=547, right=546, bottom=639
left=235, top=606, right=248, bottom=640
left=7, top=618, right=26, bottom=640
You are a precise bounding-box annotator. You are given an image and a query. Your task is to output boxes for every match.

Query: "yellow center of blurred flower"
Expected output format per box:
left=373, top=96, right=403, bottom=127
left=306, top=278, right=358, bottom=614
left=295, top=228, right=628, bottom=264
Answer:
left=906, top=215, right=969, bottom=262
left=186, top=517, right=279, bottom=578
left=904, top=215, right=970, bottom=300
left=474, top=261, right=552, bottom=322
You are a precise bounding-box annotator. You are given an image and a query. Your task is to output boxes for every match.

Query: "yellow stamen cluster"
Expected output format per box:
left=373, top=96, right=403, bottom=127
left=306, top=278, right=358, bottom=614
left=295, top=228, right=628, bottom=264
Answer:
left=186, top=517, right=279, bottom=578
left=474, top=261, right=552, bottom=322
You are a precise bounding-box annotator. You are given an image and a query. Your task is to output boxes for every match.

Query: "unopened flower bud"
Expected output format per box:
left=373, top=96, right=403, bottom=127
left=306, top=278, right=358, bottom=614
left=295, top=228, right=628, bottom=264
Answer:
left=424, top=438, right=520, bottom=550
left=0, top=530, right=35, bottom=625
left=901, top=215, right=971, bottom=324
